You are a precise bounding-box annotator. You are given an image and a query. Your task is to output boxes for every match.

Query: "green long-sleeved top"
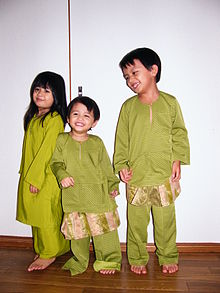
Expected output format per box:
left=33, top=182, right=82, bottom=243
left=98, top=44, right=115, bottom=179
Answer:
left=16, top=113, right=64, bottom=228
left=113, top=91, right=190, bottom=186
left=50, top=133, right=119, bottom=213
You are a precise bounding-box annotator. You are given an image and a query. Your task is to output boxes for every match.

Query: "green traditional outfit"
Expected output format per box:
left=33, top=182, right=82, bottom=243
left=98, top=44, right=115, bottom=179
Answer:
left=50, top=133, right=122, bottom=275
left=17, top=113, right=69, bottom=259
left=114, top=91, right=190, bottom=266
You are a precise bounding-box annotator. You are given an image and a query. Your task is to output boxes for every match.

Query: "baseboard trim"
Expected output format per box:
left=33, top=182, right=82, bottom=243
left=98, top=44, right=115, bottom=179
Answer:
left=0, top=236, right=220, bottom=252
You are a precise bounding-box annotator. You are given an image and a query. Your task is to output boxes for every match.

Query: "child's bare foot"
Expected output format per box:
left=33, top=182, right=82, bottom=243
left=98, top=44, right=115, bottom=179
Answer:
left=33, top=254, right=39, bottom=261
left=162, top=264, right=178, bottom=274
left=131, top=265, right=147, bottom=274
left=99, top=269, right=116, bottom=275
left=27, top=257, right=56, bottom=272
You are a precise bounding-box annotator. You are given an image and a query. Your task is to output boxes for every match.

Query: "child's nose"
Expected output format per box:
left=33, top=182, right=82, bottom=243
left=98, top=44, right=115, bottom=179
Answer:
left=37, top=88, right=44, bottom=96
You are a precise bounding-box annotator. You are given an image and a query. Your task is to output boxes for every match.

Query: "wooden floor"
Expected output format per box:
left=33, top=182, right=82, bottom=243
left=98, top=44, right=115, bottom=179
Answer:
left=0, top=248, right=220, bottom=293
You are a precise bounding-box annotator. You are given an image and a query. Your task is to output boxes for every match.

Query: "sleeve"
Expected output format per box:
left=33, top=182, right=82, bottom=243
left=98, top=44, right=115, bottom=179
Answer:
left=50, top=134, right=72, bottom=186
left=24, top=115, right=64, bottom=189
left=99, top=139, right=120, bottom=194
left=113, top=103, right=130, bottom=173
left=19, top=131, right=27, bottom=174
left=171, top=100, right=190, bottom=165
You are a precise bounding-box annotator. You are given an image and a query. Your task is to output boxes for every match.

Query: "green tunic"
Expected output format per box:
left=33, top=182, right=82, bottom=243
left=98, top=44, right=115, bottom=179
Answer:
left=113, top=91, right=190, bottom=186
left=17, top=113, right=64, bottom=228
left=50, top=133, right=119, bottom=213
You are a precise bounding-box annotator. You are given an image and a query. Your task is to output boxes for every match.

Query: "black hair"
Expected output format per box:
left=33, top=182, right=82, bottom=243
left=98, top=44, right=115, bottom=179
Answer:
left=67, top=96, right=100, bottom=122
left=24, top=71, right=67, bottom=130
left=119, top=47, right=161, bottom=83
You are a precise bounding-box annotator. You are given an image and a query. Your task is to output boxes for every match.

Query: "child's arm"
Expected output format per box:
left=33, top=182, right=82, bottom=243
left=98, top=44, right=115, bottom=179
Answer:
left=50, top=134, right=73, bottom=187
left=30, top=184, right=39, bottom=193
left=24, top=115, right=64, bottom=191
left=171, top=160, right=181, bottom=182
left=113, top=104, right=130, bottom=176
left=60, top=177, right=74, bottom=188
left=172, top=100, right=190, bottom=166
left=99, top=139, right=120, bottom=195
left=119, top=168, right=133, bottom=184
left=110, top=189, right=119, bottom=198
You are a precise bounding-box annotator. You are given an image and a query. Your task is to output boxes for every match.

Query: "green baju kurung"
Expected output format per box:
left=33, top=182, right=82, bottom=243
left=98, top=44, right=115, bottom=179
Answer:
left=17, top=113, right=69, bottom=258
left=113, top=91, right=190, bottom=266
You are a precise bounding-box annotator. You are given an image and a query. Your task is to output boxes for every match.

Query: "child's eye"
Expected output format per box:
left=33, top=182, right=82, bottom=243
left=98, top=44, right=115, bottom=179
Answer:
left=72, top=112, right=78, bottom=116
left=84, top=115, right=90, bottom=119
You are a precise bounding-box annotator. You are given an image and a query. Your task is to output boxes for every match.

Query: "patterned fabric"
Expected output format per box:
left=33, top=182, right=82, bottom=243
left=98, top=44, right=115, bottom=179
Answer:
left=17, top=112, right=64, bottom=228
left=61, top=209, right=120, bottom=240
left=127, top=177, right=181, bottom=207
left=51, top=133, right=119, bottom=213
left=113, top=91, right=190, bottom=186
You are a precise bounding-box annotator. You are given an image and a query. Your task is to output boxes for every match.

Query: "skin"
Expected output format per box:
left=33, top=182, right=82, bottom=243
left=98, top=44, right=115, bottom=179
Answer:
left=28, top=86, right=56, bottom=271
left=121, top=59, right=180, bottom=274
left=61, top=102, right=118, bottom=275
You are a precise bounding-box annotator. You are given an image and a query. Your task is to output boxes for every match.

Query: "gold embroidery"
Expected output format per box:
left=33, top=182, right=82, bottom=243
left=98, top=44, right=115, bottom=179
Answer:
left=127, top=177, right=181, bottom=207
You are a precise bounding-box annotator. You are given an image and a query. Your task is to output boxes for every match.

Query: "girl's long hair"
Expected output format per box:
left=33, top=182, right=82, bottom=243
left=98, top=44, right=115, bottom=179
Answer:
left=24, top=71, right=67, bottom=130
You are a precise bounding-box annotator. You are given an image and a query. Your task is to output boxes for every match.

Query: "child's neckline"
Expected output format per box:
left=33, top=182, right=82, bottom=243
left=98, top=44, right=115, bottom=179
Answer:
left=68, top=132, right=90, bottom=143
left=136, top=91, right=160, bottom=106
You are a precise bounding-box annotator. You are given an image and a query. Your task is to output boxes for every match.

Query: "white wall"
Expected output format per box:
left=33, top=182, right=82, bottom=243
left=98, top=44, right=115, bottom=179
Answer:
left=0, top=0, right=220, bottom=242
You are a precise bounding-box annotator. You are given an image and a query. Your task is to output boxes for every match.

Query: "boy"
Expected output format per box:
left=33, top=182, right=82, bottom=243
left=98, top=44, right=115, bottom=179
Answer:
left=113, top=48, right=190, bottom=274
left=51, top=96, right=121, bottom=275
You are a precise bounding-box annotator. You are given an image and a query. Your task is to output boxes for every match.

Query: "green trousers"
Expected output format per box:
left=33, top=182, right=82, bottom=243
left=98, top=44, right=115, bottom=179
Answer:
left=63, top=230, right=122, bottom=275
left=32, top=226, right=70, bottom=259
left=127, top=203, right=178, bottom=266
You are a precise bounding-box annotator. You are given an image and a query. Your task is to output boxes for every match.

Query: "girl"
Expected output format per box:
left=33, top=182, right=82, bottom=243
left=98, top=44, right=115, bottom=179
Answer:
left=50, top=96, right=122, bottom=275
left=17, top=71, right=70, bottom=272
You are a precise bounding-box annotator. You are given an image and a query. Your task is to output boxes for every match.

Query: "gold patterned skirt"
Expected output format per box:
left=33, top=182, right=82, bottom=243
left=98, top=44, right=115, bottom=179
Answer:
left=61, top=209, right=120, bottom=240
left=127, top=177, right=181, bottom=207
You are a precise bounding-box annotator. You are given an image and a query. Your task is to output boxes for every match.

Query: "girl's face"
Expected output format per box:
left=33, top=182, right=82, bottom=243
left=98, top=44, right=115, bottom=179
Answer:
left=68, top=102, right=97, bottom=135
left=33, top=86, right=54, bottom=116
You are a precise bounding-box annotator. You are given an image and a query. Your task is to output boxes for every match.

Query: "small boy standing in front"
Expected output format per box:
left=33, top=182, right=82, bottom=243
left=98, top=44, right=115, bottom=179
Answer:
left=113, top=48, right=190, bottom=274
left=51, top=96, right=121, bottom=275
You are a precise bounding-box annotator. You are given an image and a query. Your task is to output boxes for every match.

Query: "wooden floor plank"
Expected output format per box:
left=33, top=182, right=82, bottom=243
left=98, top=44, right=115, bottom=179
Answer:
left=0, top=248, right=220, bottom=292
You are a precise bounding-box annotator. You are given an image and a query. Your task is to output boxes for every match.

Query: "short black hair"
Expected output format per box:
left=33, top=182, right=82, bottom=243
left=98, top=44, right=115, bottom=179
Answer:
left=119, top=47, right=161, bottom=83
left=67, top=96, right=100, bottom=122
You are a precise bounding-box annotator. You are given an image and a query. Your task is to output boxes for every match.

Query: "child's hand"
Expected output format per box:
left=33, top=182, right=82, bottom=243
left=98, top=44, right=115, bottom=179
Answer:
left=30, top=184, right=39, bottom=194
left=110, top=189, right=119, bottom=198
left=61, top=177, right=74, bottom=188
left=119, top=168, right=133, bottom=183
left=172, top=160, right=181, bottom=182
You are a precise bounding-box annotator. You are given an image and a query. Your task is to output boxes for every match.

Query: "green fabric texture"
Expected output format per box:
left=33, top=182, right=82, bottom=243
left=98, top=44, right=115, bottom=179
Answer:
left=113, top=91, right=190, bottom=186
left=51, top=133, right=120, bottom=213
left=63, top=230, right=121, bottom=275
left=62, top=236, right=90, bottom=275
left=17, top=113, right=64, bottom=228
left=32, top=226, right=70, bottom=259
left=93, top=230, right=121, bottom=272
left=127, top=203, right=178, bottom=266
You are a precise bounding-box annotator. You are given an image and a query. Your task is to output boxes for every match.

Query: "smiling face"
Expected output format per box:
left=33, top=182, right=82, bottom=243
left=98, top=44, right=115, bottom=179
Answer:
left=122, top=59, right=158, bottom=95
left=67, top=102, right=98, bottom=136
left=32, top=86, right=54, bottom=116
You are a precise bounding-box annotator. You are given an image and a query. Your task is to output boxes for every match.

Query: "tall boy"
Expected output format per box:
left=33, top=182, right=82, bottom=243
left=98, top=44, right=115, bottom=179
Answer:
left=113, top=48, right=190, bottom=274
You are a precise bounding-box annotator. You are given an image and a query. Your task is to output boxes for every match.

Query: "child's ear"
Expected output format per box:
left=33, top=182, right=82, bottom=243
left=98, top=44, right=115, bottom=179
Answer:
left=92, top=120, right=98, bottom=129
left=151, top=65, right=158, bottom=77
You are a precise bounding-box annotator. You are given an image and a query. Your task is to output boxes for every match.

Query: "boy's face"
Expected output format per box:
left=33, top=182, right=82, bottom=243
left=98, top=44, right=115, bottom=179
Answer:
left=67, top=102, right=98, bottom=134
left=122, top=59, right=158, bottom=95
